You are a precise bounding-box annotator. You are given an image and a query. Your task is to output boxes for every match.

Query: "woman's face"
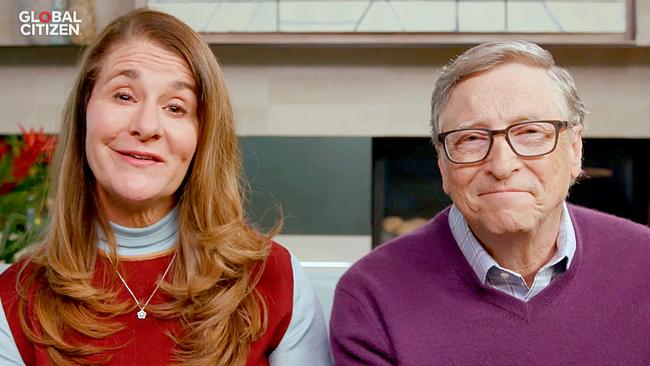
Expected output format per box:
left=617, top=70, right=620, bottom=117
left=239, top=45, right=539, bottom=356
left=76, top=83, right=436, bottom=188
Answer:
left=85, top=40, right=199, bottom=226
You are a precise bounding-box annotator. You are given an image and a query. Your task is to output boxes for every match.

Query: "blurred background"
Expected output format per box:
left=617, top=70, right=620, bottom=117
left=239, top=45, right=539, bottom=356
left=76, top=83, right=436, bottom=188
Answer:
left=1, top=0, right=649, bottom=318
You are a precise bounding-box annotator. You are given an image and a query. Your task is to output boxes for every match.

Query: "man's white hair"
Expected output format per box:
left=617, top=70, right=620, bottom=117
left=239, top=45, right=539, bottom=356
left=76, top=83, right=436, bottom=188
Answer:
left=430, top=40, right=587, bottom=143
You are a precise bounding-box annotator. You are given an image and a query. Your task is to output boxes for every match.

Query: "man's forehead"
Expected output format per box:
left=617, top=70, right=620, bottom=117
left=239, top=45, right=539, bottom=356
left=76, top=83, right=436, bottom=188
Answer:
left=440, top=62, right=562, bottom=129
left=455, top=62, right=552, bottom=92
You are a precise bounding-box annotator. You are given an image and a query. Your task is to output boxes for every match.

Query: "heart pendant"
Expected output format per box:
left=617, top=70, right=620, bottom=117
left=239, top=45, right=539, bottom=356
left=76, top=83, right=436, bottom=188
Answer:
left=137, top=309, right=147, bottom=319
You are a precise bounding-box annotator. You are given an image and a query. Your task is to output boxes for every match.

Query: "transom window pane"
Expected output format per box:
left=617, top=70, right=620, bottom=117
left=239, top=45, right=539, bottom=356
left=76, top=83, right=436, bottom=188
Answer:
left=148, top=0, right=627, bottom=34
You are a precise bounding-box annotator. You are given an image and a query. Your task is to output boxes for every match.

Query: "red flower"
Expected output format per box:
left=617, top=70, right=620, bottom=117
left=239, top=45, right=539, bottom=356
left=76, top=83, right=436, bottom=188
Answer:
left=0, top=182, right=16, bottom=195
left=42, top=135, right=57, bottom=163
left=11, top=125, right=57, bottom=182
left=19, top=125, right=50, bottom=148
left=12, top=146, right=39, bottom=182
left=0, top=140, right=9, bottom=158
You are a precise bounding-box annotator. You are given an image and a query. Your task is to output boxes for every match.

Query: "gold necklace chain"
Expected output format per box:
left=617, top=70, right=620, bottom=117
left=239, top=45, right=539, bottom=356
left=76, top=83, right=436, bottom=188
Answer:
left=107, top=252, right=176, bottom=320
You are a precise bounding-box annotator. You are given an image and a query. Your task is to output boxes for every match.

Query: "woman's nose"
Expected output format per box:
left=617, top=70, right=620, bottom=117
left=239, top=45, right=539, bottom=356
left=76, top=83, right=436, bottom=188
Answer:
left=128, top=101, right=163, bottom=141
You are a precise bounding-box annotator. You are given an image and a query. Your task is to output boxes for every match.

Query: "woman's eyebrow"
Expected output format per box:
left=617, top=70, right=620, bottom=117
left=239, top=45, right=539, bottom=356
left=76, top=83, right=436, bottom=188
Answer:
left=104, top=68, right=195, bottom=94
left=106, top=68, right=139, bottom=82
left=171, top=80, right=195, bottom=94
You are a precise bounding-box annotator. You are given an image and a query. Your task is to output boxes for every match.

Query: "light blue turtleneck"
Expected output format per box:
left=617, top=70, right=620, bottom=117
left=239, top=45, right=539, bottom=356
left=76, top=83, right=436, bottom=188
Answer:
left=97, top=206, right=178, bottom=257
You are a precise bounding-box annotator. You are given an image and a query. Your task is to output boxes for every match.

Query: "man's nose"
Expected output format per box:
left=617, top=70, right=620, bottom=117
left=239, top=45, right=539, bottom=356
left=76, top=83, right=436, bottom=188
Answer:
left=483, top=135, right=521, bottom=179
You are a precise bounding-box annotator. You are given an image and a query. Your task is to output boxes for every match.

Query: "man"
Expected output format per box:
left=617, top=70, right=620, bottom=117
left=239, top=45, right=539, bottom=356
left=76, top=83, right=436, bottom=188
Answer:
left=330, top=41, right=650, bottom=365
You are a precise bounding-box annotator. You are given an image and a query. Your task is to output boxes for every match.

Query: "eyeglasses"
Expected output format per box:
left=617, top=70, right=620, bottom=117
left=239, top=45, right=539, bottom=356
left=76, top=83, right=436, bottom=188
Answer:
left=437, top=120, right=579, bottom=164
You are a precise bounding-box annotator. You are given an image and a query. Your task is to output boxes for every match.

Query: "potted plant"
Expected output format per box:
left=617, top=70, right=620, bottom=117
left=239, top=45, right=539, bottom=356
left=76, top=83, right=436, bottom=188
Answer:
left=0, top=126, right=56, bottom=264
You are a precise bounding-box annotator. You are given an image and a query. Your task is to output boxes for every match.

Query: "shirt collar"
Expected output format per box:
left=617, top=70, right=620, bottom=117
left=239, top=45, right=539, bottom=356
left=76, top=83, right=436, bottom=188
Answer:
left=448, top=202, right=576, bottom=284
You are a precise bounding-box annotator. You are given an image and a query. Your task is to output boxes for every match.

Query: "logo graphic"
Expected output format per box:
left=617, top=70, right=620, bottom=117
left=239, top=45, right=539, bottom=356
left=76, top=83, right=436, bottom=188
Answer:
left=18, top=10, right=82, bottom=36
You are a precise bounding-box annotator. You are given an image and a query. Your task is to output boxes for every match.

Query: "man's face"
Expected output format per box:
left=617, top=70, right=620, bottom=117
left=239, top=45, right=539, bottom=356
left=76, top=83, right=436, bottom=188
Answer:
left=437, top=62, right=583, bottom=235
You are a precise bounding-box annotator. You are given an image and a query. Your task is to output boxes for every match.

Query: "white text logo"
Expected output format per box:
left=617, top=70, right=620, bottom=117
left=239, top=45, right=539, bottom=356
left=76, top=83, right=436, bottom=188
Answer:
left=18, top=11, right=82, bottom=36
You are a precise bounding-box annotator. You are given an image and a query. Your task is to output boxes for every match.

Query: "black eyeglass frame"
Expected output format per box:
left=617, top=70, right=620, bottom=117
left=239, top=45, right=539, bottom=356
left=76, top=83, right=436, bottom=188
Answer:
left=437, top=120, right=579, bottom=164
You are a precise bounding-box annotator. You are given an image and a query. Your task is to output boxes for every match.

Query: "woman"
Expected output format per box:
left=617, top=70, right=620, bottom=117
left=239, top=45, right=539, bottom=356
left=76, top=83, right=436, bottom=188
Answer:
left=0, top=9, right=330, bottom=366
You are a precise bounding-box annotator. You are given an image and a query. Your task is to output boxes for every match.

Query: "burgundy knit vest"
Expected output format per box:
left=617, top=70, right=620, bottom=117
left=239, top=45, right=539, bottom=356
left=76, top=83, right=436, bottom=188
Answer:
left=0, top=243, right=292, bottom=365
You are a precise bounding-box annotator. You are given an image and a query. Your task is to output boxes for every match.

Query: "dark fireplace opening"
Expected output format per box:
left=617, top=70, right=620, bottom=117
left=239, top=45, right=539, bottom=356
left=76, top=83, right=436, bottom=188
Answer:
left=372, top=138, right=650, bottom=247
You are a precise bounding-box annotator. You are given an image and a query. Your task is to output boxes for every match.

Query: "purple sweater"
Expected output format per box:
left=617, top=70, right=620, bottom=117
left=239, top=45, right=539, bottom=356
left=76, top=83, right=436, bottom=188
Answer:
left=330, top=205, right=650, bottom=365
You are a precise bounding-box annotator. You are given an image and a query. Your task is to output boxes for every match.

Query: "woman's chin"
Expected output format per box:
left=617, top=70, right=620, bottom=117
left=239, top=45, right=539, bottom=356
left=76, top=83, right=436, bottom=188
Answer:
left=112, top=187, right=168, bottom=207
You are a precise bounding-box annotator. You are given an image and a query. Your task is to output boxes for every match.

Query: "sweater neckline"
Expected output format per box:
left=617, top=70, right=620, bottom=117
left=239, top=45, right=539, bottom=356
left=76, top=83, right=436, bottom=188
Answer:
left=443, top=206, right=583, bottom=322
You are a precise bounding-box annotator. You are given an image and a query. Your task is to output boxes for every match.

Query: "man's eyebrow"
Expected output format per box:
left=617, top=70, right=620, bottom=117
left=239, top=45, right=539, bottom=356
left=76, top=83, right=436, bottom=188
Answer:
left=454, top=120, right=483, bottom=129
left=512, top=114, right=545, bottom=123
left=453, top=114, right=548, bottom=130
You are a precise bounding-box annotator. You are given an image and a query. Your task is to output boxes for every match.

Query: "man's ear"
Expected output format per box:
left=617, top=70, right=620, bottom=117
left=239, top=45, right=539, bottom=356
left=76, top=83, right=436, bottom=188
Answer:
left=569, top=124, right=584, bottom=180
left=435, top=144, right=450, bottom=195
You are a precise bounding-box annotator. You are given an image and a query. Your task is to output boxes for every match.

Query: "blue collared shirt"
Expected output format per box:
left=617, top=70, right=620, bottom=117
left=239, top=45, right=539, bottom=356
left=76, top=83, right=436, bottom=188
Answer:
left=448, top=203, right=576, bottom=301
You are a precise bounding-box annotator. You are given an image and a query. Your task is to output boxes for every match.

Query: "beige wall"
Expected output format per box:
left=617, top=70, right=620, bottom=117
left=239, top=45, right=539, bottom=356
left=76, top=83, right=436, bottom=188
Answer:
left=1, top=46, right=649, bottom=137
left=0, top=0, right=648, bottom=137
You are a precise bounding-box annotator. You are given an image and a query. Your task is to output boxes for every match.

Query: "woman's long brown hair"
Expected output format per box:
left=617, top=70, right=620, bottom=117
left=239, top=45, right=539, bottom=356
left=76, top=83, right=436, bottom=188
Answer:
left=16, top=9, right=279, bottom=365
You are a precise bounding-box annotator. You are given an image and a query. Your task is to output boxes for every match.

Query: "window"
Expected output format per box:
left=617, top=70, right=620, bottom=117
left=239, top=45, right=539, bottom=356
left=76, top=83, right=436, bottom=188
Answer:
left=146, top=0, right=633, bottom=44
